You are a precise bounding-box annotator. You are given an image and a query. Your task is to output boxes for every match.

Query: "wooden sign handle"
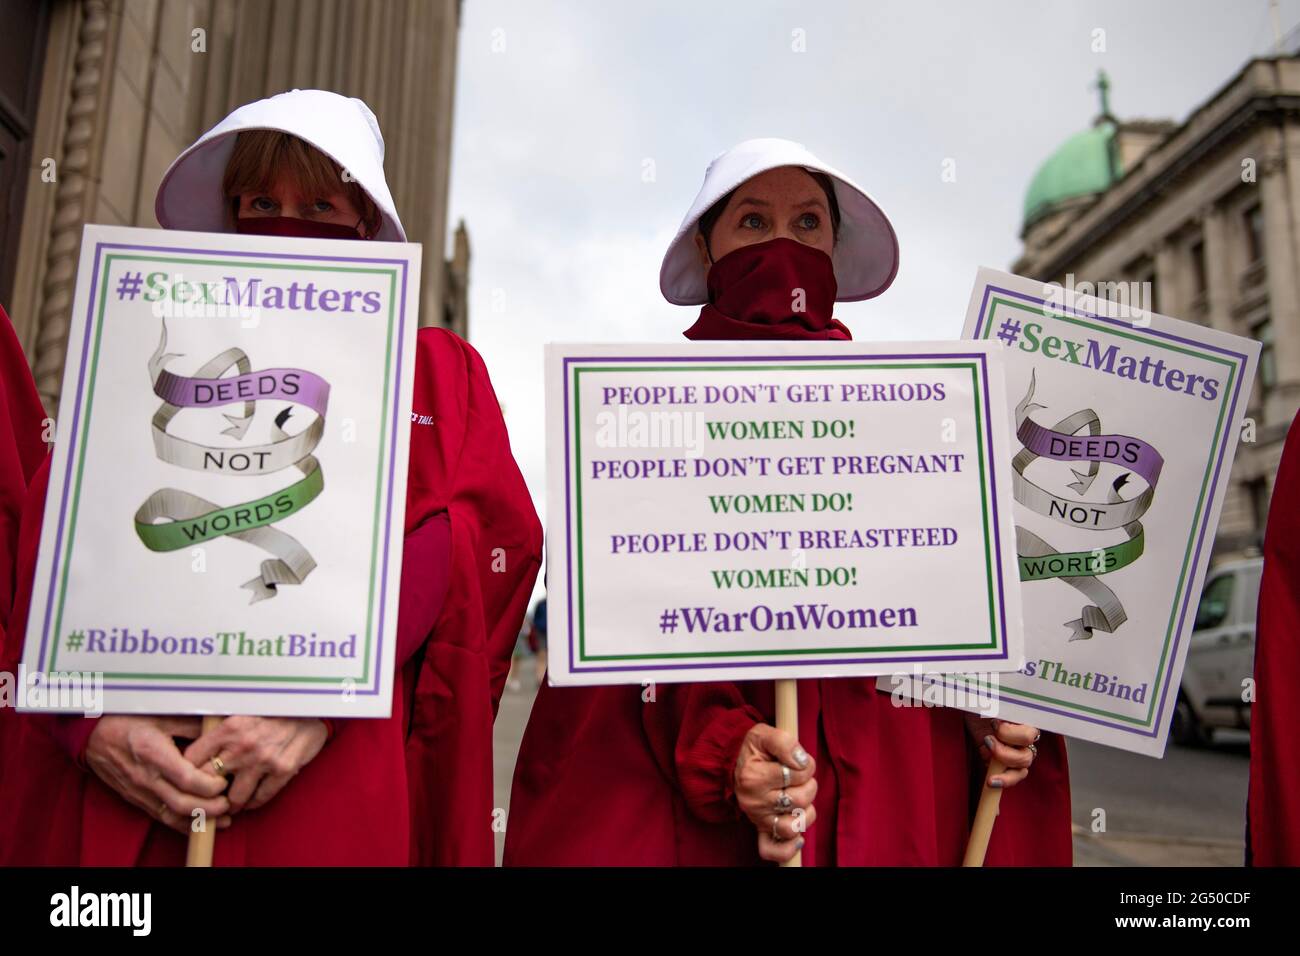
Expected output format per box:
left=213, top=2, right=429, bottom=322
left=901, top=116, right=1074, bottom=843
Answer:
left=185, top=714, right=224, bottom=867
left=774, top=679, right=801, bottom=868
left=962, top=758, right=1006, bottom=867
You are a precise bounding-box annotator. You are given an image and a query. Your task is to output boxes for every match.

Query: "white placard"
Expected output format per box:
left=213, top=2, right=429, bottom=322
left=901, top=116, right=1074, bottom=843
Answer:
left=886, top=268, right=1260, bottom=756
left=18, top=225, right=419, bottom=716
left=545, top=340, right=1024, bottom=686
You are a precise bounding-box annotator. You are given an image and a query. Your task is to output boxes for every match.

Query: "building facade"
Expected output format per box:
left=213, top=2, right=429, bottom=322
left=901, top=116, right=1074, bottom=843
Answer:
left=0, top=0, right=469, bottom=418
left=1014, top=59, right=1300, bottom=560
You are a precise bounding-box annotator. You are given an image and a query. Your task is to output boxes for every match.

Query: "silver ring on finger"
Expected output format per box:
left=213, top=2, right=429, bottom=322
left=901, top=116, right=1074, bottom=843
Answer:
left=772, top=815, right=783, bottom=841
left=775, top=790, right=794, bottom=813
left=1028, top=742, right=1038, bottom=758
left=781, top=764, right=791, bottom=788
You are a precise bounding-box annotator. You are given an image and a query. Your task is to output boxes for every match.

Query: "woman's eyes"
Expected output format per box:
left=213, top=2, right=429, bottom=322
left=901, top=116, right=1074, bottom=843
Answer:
left=247, top=196, right=335, bottom=215
left=736, top=212, right=822, bottom=231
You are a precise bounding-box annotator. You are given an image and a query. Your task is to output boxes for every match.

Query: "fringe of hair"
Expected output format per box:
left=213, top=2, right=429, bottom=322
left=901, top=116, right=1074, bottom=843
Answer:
left=221, top=130, right=382, bottom=236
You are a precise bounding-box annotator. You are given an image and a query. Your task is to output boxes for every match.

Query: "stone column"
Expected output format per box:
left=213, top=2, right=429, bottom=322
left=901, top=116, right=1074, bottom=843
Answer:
left=31, top=0, right=120, bottom=418
left=9, top=0, right=82, bottom=358
left=1200, top=203, right=1234, bottom=334
left=1259, top=134, right=1300, bottom=423
left=1154, top=240, right=1182, bottom=319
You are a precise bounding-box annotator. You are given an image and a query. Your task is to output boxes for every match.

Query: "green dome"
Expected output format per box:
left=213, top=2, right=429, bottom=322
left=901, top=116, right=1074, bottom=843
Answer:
left=1023, top=123, right=1119, bottom=228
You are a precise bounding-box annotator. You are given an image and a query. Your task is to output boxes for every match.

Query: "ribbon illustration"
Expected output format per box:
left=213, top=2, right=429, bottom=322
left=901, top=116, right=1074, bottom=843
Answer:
left=1013, top=371, right=1164, bottom=641
left=134, top=323, right=330, bottom=602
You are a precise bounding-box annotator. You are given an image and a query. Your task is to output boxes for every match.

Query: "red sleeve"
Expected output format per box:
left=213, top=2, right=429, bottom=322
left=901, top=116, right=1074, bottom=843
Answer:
left=322, top=511, right=452, bottom=744
left=0, top=304, right=48, bottom=655
left=0, top=450, right=101, bottom=771
left=642, top=682, right=764, bottom=823
left=1250, top=411, right=1300, bottom=865
left=404, top=328, right=543, bottom=866
left=402, top=328, right=542, bottom=714
left=39, top=715, right=99, bottom=769
left=394, top=512, right=452, bottom=669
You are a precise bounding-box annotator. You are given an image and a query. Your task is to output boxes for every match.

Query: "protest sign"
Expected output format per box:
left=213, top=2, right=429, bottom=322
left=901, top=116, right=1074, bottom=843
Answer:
left=888, top=268, right=1260, bottom=757
left=18, top=224, right=419, bottom=717
left=545, top=340, right=1025, bottom=686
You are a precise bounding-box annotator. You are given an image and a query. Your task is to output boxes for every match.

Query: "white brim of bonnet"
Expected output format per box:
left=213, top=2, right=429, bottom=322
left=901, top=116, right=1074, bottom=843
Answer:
left=154, top=89, right=406, bottom=243
left=659, top=137, right=898, bottom=305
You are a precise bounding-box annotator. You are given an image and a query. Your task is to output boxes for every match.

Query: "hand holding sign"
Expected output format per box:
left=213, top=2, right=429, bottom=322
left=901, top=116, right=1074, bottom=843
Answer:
left=733, top=721, right=817, bottom=863
left=182, top=715, right=328, bottom=812
left=85, top=716, right=232, bottom=835
left=964, top=714, right=1039, bottom=788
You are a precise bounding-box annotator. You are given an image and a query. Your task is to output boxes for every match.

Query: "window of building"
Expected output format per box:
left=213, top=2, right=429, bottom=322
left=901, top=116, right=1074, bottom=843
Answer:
left=1253, top=316, right=1276, bottom=394
left=0, top=2, right=53, bottom=307
left=1190, top=238, right=1207, bottom=298
left=1244, top=204, right=1265, bottom=264
left=1124, top=255, right=1158, bottom=314
left=1194, top=573, right=1234, bottom=631
left=1248, top=476, right=1270, bottom=541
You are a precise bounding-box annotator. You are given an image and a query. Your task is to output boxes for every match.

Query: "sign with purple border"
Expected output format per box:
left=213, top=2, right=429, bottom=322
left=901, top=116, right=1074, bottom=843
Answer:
left=19, top=225, right=419, bottom=717
left=885, top=268, right=1260, bottom=757
left=544, top=341, right=1025, bottom=686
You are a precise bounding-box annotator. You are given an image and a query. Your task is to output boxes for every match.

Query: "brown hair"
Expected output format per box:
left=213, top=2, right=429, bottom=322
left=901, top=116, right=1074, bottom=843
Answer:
left=697, top=168, right=842, bottom=256
left=221, top=130, right=382, bottom=236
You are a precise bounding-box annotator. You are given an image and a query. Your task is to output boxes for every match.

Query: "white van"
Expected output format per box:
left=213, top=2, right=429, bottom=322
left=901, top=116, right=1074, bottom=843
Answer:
left=1172, top=556, right=1263, bottom=746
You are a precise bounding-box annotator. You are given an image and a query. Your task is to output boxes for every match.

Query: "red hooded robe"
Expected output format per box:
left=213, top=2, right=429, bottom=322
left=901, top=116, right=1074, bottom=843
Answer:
left=0, top=306, right=47, bottom=649
left=1248, top=409, right=1300, bottom=866
left=505, top=239, right=1073, bottom=866
left=0, top=324, right=542, bottom=866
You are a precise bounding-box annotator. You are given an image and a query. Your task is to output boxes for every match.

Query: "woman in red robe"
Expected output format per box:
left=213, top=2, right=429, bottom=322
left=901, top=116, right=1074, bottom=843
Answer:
left=1248, top=409, right=1300, bottom=866
left=505, top=138, right=1073, bottom=866
left=0, top=90, right=542, bottom=866
left=0, top=305, right=46, bottom=656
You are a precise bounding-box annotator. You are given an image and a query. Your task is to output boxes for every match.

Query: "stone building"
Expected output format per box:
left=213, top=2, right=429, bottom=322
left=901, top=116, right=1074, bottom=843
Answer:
left=1014, top=61, right=1300, bottom=559
left=0, top=0, right=469, bottom=417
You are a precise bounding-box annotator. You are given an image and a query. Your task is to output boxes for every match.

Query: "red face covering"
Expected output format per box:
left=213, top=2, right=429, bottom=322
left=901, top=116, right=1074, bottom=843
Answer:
left=683, top=236, right=850, bottom=341
left=235, top=216, right=366, bottom=240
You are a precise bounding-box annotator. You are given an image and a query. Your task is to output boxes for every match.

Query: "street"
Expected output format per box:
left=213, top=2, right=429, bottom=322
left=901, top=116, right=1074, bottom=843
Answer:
left=1069, top=733, right=1249, bottom=866
left=493, top=669, right=540, bottom=866
left=492, top=675, right=1250, bottom=866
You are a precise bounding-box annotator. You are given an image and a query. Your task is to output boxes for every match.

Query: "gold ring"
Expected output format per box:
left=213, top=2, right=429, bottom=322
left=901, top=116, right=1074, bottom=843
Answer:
left=158, top=803, right=168, bottom=818
left=212, top=756, right=226, bottom=776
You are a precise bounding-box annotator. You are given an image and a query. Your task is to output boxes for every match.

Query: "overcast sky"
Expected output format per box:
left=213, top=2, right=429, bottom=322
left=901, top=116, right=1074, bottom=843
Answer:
left=447, top=0, right=1300, bottom=551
